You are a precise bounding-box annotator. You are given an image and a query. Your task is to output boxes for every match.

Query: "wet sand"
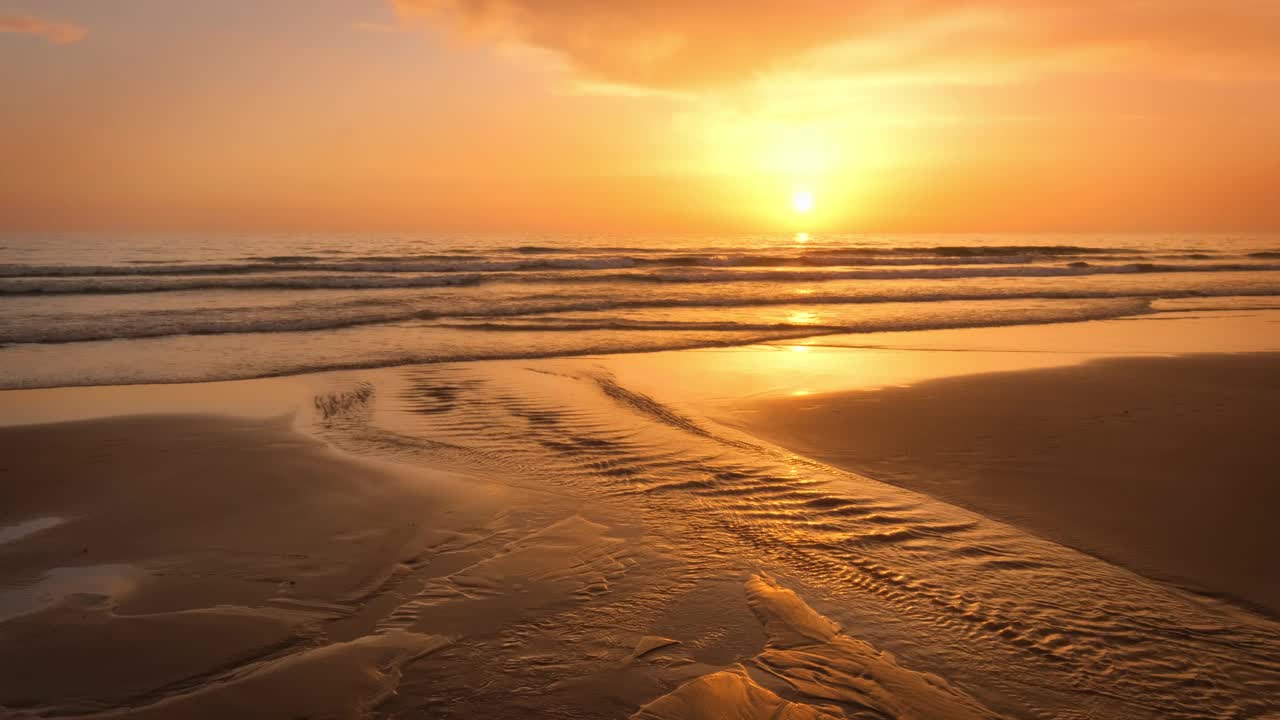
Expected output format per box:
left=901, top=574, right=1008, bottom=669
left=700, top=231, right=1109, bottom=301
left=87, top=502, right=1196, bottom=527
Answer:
left=3, top=315, right=1280, bottom=718
left=0, top=415, right=508, bottom=716
left=736, top=353, right=1280, bottom=614
left=0, top=413, right=1013, bottom=719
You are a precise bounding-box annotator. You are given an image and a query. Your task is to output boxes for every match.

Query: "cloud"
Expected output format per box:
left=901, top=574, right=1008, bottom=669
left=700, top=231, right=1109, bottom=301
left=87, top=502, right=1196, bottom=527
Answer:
left=0, top=14, right=87, bottom=45
left=392, top=1, right=1280, bottom=88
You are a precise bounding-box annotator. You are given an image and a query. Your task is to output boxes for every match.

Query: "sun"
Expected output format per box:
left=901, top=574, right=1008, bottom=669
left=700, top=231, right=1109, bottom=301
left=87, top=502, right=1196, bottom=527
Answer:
left=791, top=189, right=815, bottom=214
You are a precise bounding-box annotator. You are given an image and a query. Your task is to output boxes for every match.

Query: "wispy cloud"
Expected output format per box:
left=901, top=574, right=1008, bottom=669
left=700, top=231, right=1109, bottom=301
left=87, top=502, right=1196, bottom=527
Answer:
left=392, top=1, right=1280, bottom=89
left=0, top=14, right=87, bottom=45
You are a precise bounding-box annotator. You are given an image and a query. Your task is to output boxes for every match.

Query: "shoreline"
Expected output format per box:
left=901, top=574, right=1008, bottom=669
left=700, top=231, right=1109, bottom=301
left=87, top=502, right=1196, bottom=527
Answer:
left=4, top=305, right=1277, bottom=393
left=7, top=308, right=1279, bottom=428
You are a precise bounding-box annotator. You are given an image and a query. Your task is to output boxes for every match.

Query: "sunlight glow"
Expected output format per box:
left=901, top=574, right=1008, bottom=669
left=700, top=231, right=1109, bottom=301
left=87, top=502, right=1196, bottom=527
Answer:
left=787, top=310, right=820, bottom=324
left=792, top=190, right=815, bottom=214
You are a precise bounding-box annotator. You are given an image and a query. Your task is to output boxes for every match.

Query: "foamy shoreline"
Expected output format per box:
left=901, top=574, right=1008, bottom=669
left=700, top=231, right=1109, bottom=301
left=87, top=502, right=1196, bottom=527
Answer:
left=4, top=233, right=1278, bottom=391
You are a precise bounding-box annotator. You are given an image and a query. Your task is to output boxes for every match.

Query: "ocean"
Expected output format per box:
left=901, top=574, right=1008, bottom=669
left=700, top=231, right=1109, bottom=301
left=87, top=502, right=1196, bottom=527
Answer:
left=2, top=231, right=1278, bottom=388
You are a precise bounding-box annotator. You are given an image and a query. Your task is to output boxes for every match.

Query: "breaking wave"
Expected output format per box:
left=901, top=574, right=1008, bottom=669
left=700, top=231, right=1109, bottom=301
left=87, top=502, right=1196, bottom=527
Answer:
left=3, top=260, right=1278, bottom=295
left=9, top=286, right=1280, bottom=344
left=2, top=233, right=1277, bottom=386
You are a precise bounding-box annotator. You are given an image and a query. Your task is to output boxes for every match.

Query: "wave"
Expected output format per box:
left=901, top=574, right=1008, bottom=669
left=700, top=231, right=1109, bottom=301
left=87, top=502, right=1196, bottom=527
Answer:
left=0, top=255, right=1049, bottom=278
left=8, top=285, right=1254, bottom=344
left=430, top=303, right=1147, bottom=333
left=1, top=244, right=1247, bottom=280
left=815, top=244, right=1135, bottom=257
left=0, top=273, right=489, bottom=295
left=512, top=245, right=570, bottom=254
left=0, top=299, right=1158, bottom=390
left=0, top=259, right=640, bottom=277
left=3, top=261, right=1278, bottom=296
left=597, top=262, right=1280, bottom=283
left=432, top=320, right=848, bottom=333
left=501, top=243, right=1142, bottom=257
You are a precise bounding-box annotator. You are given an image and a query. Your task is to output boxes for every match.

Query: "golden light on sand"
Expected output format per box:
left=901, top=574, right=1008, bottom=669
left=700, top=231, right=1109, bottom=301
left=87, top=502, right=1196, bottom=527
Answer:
left=792, top=190, right=815, bottom=214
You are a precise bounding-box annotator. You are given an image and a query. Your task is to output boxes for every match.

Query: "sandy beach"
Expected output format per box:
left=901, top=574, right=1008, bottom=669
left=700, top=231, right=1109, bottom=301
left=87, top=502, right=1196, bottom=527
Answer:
left=0, top=415, right=505, bottom=716
left=7, top=3, right=1280, bottom=715
left=2, top=313, right=1279, bottom=718
left=0, top=412, right=1008, bottom=719
left=733, top=352, right=1280, bottom=615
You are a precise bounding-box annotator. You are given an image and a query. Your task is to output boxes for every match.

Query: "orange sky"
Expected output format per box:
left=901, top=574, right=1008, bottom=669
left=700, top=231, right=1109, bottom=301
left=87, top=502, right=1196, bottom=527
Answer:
left=2, top=0, right=1278, bottom=233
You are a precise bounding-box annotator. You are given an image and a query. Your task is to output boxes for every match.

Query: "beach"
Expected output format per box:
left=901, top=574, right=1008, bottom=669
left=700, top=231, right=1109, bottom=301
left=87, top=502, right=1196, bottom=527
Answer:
left=0, top=416, right=491, bottom=717
left=3, top=307, right=1279, bottom=719
left=8, top=1, right=1280, bottom=715
left=735, top=352, right=1280, bottom=615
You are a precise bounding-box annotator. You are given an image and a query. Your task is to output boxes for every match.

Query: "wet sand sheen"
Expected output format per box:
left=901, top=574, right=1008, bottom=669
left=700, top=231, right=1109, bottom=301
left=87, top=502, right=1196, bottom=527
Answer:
left=735, top=352, right=1280, bottom=615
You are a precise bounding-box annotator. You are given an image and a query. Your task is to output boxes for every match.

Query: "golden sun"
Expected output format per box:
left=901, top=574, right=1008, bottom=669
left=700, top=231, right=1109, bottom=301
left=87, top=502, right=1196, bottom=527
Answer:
left=791, top=189, right=815, bottom=214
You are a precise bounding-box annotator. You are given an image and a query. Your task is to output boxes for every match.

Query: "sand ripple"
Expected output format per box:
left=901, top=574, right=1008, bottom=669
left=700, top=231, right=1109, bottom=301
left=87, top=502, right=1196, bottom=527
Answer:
left=315, top=363, right=1280, bottom=719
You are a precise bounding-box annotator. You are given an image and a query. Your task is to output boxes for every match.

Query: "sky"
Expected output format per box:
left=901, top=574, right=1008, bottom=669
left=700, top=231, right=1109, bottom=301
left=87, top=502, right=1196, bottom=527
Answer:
left=2, top=0, right=1278, bottom=233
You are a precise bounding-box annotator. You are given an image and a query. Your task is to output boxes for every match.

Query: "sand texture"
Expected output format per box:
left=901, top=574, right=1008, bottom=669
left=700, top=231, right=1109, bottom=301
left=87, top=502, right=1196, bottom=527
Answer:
left=2, top=349, right=1279, bottom=718
left=737, top=353, right=1280, bottom=614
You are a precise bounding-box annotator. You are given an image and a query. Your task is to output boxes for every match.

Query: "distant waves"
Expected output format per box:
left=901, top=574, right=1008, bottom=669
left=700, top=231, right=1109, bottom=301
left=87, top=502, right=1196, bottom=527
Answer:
left=1, top=233, right=1277, bottom=386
